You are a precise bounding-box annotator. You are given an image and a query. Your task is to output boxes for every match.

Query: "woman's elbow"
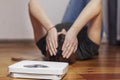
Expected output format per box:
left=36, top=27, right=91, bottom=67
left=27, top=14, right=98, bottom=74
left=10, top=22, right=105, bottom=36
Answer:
left=28, top=0, right=35, bottom=8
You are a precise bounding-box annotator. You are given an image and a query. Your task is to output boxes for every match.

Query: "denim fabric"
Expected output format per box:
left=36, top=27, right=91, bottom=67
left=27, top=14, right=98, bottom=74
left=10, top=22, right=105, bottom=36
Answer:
left=62, top=0, right=90, bottom=23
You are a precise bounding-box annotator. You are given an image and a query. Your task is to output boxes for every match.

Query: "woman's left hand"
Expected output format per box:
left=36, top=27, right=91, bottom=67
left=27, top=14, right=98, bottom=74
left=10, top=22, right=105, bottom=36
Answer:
left=62, top=29, right=78, bottom=59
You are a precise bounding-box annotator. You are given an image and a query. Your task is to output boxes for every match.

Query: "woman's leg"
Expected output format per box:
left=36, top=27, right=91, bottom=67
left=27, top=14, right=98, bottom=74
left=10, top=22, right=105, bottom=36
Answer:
left=62, top=0, right=90, bottom=23
left=29, top=11, right=47, bottom=42
left=87, top=12, right=102, bottom=45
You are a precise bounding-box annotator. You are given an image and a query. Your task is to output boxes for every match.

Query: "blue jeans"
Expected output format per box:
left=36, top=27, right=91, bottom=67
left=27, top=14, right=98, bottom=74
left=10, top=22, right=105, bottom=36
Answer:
left=62, top=0, right=90, bottom=23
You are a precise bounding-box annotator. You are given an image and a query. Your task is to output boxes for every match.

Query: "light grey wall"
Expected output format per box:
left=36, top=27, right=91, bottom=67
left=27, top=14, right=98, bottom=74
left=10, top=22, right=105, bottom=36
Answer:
left=0, top=0, right=69, bottom=40
left=117, top=0, right=120, bottom=40
left=102, top=0, right=108, bottom=43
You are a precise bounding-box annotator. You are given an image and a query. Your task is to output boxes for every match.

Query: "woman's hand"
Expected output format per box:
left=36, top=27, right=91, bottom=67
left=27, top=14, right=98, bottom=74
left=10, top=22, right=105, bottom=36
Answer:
left=62, top=29, right=78, bottom=59
left=46, top=27, right=58, bottom=56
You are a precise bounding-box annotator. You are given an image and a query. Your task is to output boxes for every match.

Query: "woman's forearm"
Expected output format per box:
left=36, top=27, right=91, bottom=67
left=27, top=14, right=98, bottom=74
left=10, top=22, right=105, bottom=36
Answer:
left=70, top=0, right=102, bottom=35
left=29, top=0, right=54, bottom=31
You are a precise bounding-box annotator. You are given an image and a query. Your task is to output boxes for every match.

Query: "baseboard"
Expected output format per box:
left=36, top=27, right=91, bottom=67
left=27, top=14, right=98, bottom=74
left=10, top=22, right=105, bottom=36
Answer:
left=0, top=39, right=34, bottom=44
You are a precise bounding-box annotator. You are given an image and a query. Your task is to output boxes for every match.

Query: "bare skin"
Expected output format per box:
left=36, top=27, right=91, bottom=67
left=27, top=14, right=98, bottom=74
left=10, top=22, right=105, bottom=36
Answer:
left=29, top=0, right=102, bottom=58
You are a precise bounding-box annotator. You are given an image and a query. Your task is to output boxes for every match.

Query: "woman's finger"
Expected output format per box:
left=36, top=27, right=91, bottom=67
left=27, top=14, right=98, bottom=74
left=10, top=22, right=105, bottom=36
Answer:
left=46, top=39, right=52, bottom=56
left=63, top=45, right=71, bottom=58
left=73, top=40, right=78, bottom=53
left=74, top=44, right=77, bottom=53
left=62, top=40, right=70, bottom=57
left=54, top=36, right=58, bottom=52
left=51, top=38, right=57, bottom=55
left=62, top=38, right=69, bottom=51
left=66, top=45, right=74, bottom=58
left=46, top=45, right=48, bottom=51
left=62, top=46, right=68, bottom=58
left=49, top=39, right=55, bottom=55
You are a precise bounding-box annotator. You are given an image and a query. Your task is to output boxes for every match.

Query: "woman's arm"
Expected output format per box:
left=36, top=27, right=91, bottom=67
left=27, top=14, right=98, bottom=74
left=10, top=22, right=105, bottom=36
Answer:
left=70, top=0, right=102, bottom=35
left=29, top=0, right=54, bottom=31
left=62, top=0, right=102, bottom=58
left=29, top=0, right=57, bottom=56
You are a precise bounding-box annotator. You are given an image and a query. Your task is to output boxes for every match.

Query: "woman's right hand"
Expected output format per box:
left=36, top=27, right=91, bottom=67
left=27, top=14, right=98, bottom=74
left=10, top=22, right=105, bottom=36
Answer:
left=46, top=27, right=58, bottom=56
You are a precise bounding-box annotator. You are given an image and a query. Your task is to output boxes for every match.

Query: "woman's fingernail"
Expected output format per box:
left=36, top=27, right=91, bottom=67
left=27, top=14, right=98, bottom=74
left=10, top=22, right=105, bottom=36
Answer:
left=63, top=54, right=65, bottom=57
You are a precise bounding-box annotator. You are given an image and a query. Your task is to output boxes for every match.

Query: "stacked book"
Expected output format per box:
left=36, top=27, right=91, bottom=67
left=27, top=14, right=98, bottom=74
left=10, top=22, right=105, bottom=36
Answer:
left=8, top=60, right=68, bottom=80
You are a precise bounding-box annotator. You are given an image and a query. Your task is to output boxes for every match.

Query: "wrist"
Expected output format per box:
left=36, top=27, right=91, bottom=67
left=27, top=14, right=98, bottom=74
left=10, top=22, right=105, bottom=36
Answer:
left=69, top=28, right=78, bottom=36
left=47, top=26, right=55, bottom=33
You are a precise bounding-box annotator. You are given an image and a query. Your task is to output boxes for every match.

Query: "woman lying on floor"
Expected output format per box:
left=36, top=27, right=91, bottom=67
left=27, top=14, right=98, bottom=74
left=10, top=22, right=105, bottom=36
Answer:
left=28, top=0, right=102, bottom=62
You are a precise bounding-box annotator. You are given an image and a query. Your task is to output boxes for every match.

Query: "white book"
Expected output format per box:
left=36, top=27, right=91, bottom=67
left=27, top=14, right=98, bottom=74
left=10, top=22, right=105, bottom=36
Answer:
left=10, top=73, right=65, bottom=80
left=8, top=60, right=68, bottom=75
